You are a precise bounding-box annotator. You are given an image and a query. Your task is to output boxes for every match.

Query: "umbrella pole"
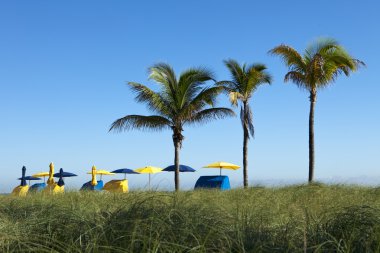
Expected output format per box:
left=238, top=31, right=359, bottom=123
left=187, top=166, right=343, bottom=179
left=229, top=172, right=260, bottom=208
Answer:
left=220, top=168, right=222, bottom=176
left=149, top=174, right=151, bottom=190
left=124, top=173, right=126, bottom=180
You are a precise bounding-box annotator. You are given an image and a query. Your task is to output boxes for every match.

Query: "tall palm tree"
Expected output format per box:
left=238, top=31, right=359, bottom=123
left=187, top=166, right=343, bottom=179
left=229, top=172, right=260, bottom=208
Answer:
left=218, top=59, right=272, bottom=188
left=269, top=38, right=364, bottom=182
left=109, top=63, right=234, bottom=191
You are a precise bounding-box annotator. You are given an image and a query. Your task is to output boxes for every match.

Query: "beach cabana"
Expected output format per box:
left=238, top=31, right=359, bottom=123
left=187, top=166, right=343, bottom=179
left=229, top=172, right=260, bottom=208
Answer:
left=22, top=176, right=43, bottom=192
left=12, top=166, right=30, bottom=196
left=51, top=168, right=77, bottom=193
left=30, top=172, right=49, bottom=192
left=194, top=161, right=240, bottom=190
left=103, top=168, right=139, bottom=193
left=194, top=175, right=231, bottom=190
left=80, top=166, right=112, bottom=191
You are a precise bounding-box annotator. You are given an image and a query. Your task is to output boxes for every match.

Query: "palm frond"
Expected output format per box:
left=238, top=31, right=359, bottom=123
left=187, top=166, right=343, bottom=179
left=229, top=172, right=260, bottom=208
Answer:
left=229, top=91, right=241, bottom=107
left=177, top=67, right=215, bottom=108
left=148, top=63, right=178, bottom=105
left=128, top=82, right=173, bottom=117
left=240, top=105, right=255, bottom=139
left=245, top=64, right=272, bottom=98
left=305, top=37, right=339, bottom=58
left=269, top=45, right=305, bottom=71
left=109, top=115, right=171, bottom=132
left=185, top=86, right=224, bottom=110
left=245, top=104, right=255, bottom=138
left=284, top=71, right=307, bottom=89
left=223, top=59, right=245, bottom=88
left=187, top=108, right=235, bottom=125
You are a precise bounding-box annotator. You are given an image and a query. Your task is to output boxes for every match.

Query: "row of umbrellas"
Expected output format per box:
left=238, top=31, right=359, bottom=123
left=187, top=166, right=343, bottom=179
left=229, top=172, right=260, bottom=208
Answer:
left=19, top=162, right=240, bottom=189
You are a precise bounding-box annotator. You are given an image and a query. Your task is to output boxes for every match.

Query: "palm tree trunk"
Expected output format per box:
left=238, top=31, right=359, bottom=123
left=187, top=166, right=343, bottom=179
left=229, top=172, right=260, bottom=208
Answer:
left=243, top=102, right=249, bottom=188
left=308, top=91, right=317, bottom=183
left=173, top=137, right=180, bottom=192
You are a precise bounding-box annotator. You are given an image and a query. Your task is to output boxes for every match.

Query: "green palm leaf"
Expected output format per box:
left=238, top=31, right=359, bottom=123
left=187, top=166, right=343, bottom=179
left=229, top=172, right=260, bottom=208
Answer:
left=109, top=115, right=171, bottom=132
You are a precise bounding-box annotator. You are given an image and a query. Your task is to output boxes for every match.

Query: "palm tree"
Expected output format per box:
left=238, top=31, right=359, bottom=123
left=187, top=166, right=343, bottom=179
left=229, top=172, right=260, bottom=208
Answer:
left=109, top=63, right=234, bottom=191
left=218, top=59, right=272, bottom=188
left=269, top=38, right=364, bottom=182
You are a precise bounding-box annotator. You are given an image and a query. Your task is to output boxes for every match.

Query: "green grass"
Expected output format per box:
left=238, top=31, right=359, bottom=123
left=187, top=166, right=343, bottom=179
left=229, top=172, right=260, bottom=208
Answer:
left=0, top=184, right=379, bottom=252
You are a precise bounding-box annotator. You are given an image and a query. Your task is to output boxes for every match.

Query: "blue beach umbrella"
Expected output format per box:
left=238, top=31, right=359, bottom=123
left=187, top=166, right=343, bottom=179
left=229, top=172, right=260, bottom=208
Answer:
left=53, top=168, right=77, bottom=186
left=111, top=168, right=139, bottom=179
left=163, top=164, right=196, bottom=172
left=18, top=176, right=41, bottom=185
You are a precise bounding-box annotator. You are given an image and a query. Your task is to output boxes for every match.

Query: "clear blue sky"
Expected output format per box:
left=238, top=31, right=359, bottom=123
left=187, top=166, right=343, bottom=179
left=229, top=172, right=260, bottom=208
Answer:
left=0, top=0, right=379, bottom=192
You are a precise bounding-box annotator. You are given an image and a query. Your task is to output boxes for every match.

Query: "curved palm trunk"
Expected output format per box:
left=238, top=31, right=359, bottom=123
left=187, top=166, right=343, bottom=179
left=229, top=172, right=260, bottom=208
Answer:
left=243, top=102, right=249, bottom=188
left=308, top=91, right=317, bottom=183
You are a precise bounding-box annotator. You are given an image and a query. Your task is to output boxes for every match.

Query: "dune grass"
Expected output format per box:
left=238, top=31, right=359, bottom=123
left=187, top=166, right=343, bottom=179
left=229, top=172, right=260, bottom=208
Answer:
left=0, top=184, right=379, bottom=252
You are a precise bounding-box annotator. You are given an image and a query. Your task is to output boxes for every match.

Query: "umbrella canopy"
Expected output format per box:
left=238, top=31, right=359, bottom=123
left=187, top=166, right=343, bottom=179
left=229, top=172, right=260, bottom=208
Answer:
left=112, top=168, right=139, bottom=180
left=203, top=161, right=240, bottom=175
left=86, top=167, right=115, bottom=180
left=53, top=168, right=77, bottom=187
left=86, top=170, right=115, bottom=175
left=32, top=172, right=49, bottom=177
left=134, top=166, right=163, bottom=174
left=112, top=168, right=139, bottom=174
left=163, top=164, right=196, bottom=172
left=134, top=166, right=163, bottom=189
left=53, top=170, right=77, bottom=178
left=19, top=176, right=41, bottom=181
left=32, top=172, right=49, bottom=183
left=19, top=176, right=41, bottom=185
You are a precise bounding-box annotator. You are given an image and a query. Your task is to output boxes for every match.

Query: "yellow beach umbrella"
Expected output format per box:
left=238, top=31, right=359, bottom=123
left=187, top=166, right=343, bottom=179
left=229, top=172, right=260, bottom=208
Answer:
left=32, top=172, right=49, bottom=183
left=134, top=166, right=163, bottom=189
left=203, top=161, right=240, bottom=176
left=86, top=167, right=115, bottom=180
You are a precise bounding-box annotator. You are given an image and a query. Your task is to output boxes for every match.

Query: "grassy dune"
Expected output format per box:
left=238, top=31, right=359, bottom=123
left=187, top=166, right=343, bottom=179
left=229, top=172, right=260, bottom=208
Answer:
left=0, top=184, right=379, bottom=252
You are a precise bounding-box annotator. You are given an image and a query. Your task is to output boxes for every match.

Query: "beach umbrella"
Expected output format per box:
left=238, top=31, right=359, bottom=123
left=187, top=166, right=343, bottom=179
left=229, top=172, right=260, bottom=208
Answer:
left=19, top=166, right=27, bottom=186
left=86, top=167, right=115, bottom=180
left=203, top=161, right=240, bottom=176
left=47, top=162, right=55, bottom=186
left=163, top=164, right=196, bottom=172
left=111, top=168, right=139, bottom=179
left=53, top=168, right=77, bottom=186
left=32, top=172, right=49, bottom=183
left=134, top=166, right=163, bottom=189
left=19, top=176, right=41, bottom=185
